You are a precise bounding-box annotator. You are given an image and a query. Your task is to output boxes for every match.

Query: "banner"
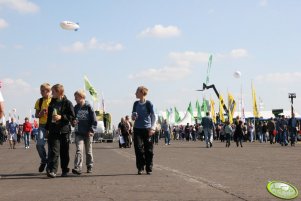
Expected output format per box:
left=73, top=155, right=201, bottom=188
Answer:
left=210, top=98, right=216, bottom=123
left=219, top=94, right=225, bottom=123
left=252, top=82, right=259, bottom=118
left=84, top=75, right=98, bottom=101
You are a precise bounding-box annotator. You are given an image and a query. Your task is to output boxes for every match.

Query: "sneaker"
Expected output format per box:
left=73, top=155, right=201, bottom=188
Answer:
left=138, top=170, right=143, bottom=175
left=87, top=166, right=92, bottom=173
left=47, top=172, right=56, bottom=178
left=72, top=168, right=82, bottom=175
left=39, top=163, right=47, bottom=173
left=209, top=142, right=213, bottom=147
left=61, top=172, right=68, bottom=177
left=146, top=171, right=152, bottom=175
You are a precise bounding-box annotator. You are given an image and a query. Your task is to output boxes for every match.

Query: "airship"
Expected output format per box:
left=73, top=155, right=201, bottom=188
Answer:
left=60, top=21, right=80, bottom=31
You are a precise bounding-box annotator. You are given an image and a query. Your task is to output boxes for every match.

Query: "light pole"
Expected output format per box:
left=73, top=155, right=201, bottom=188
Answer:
left=288, top=93, right=296, bottom=117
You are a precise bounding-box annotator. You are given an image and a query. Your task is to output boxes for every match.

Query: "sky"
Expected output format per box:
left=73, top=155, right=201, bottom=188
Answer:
left=0, top=0, right=301, bottom=126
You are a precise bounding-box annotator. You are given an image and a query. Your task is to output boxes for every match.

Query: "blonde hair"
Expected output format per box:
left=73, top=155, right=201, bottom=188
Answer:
left=74, top=89, right=86, bottom=99
left=40, top=83, right=51, bottom=91
left=137, top=86, right=148, bottom=96
left=52, top=84, right=64, bottom=96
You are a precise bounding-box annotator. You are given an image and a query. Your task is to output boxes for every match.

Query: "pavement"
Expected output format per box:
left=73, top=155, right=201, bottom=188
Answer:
left=0, top=139, right=300, bottom=201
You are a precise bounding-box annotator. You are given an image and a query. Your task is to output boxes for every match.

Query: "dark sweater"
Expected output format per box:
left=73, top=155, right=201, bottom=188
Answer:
left=74, top=101, right=97, bottom=136
left=45, top=96, right=75, bottom=134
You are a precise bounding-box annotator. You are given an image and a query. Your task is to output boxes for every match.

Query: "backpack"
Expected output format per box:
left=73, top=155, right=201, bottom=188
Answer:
left=38, top=97, right=43, bottom=110
left=132, top=100, right=152, bottom=114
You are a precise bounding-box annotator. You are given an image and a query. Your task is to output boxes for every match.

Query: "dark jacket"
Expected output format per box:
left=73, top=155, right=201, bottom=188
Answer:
left=74, top=101, right=97, bottom=136
left=45, top=96, right=75, bottom=134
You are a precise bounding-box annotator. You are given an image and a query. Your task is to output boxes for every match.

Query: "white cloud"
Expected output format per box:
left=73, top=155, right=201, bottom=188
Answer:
left=259, top=0, right=268, bottom=7
left=229, top=48, right=249, bottom=58
left=0, top=0, right=39, bottom=13
left=129, top=49, right=249, bottom=81
left=129, top=51, right=211, bottom=81
left=61, top=37, right=124, bottom=53
left=256, top=72, right=301, bottom=83
left=0, top=43, right=5, bottom=48
left=138, top=24, right=181, bottom=38
left=0, top=18, right=8, bottom=29
left=169, top=51, right=210, bottom=65
left=129, top=66, right=192, bottom=81
left=1, top=78, right=33, bottom=93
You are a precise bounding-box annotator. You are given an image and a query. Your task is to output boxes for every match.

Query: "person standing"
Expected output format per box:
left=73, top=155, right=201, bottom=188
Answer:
left=132, top=86, right=156, bottom=175
left=45, top=84, right=75, bottom=178
left=72, top=90, right=97, bottom=175
left=8, top=118, right=18, bottom=149
left=267, top=118, right=276, bottom=144
left=224, top=121, right=233, bottom=147
left=34, top=83, right=52, bottom=172
left=234, top=120, right=244, bottom=147
left=118, top=117, right=129, bottom=148
left=22, top=117, right=32, bottom=149
left=288, top=113, right=299, bottom=146
left=201, top=112, right=215, bottom=148
left=162, top=119, right=170, bottom=145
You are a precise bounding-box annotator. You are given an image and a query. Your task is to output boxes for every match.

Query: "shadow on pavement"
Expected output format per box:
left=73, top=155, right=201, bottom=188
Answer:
left=0, top=173, right=137, bottom=180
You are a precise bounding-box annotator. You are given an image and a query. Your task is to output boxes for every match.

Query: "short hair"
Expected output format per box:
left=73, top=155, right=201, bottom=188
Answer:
left=25, top=117, right=29, bottom=120
left=74, top=89, right=86, bottom=99
left=52, top=84, right=64, bottom=96
left=40, top=83, right=51, bottom=91
left=137, top=86, right=148, bottom=96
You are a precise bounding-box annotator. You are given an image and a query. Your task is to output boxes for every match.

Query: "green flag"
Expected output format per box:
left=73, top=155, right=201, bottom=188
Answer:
left=202, top=99, right=208, bottom=113
left=166, top=109, right=170, bottom=121
left=174, top=107, right=181, bottom=123
left=187, top=102, right=193, bottom=117
left=196, top=100, right=202, bottom=119
left=206, top=54, right=213, bottom=85
left=84, top=76, right=98, bottom=101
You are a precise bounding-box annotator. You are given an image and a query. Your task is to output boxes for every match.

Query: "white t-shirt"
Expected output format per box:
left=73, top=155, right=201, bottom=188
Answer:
left=0, top=91, right=4, bottom=102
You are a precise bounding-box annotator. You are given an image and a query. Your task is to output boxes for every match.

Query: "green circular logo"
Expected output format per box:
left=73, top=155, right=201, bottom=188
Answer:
left=267, top=181, right=299, bottom=200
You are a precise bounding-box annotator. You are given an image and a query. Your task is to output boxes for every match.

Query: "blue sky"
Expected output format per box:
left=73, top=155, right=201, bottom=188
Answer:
left=0, top=0, right=301, bottom=125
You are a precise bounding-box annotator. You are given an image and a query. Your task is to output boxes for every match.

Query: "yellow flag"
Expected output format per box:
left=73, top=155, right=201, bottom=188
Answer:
left=228, top=92, right=236, bottom=123
left=252, top=82, right=259, bottom=118
left=210, top=98, right=216, bottom=123
left=219, top=94, right=225, bottom=122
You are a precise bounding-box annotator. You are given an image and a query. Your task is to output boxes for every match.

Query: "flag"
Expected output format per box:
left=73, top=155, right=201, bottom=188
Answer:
left=166, top=109, right=170, bottom=121
left=206, top=54, right=213, bottom=84
left=228, top=93, right=236, bottom=117
left=187, top=102, right=193, bottom=117
left=195, top=100, right=202, bottom=120
left=210, top=98, right=216, bottom=123
left=202, top=99, right=208, bottom=113
left=252, top=82, right=259, bottom=118
left=84, top=76, right=98, bottom=101
left=174, top=107, right=181, bottom=123
left=219, top=94, right=225, bottom=122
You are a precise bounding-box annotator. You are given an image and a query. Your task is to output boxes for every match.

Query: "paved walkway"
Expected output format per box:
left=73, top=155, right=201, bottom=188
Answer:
left=0, top=140, right=300, bottom=201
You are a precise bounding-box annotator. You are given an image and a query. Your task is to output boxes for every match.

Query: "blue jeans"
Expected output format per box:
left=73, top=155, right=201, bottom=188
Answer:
left=204, top=128, right=212, bottom=146
left=281, top=131, right=288, bottom=145
left=36, top=125, right=48, bottom=164
left=164, top=131, right=170, bottom=144
left=290, top=130, right=297, bottom=145
left=24, top=132, right=30, bottom=147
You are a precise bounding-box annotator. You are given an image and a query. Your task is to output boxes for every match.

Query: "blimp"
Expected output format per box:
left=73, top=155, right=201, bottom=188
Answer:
left=60, top=21, right=80, bottom=31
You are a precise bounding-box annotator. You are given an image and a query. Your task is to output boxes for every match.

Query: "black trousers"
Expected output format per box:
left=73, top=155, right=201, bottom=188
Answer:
left=48, top=133, right=70, bottom=174
left=133, top=128, right=153, bottom=172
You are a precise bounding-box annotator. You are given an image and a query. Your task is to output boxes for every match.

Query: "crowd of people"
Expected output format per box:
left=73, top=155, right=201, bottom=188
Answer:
left=117, top=111, right=300, bottom=151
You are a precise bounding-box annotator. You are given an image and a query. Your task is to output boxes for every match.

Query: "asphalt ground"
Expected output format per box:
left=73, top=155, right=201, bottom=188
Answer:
left=0, top=139, right=300, bottom=201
